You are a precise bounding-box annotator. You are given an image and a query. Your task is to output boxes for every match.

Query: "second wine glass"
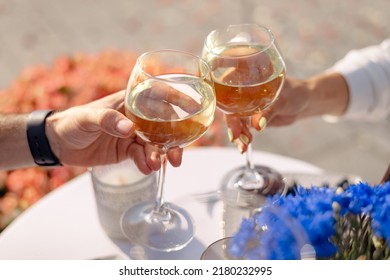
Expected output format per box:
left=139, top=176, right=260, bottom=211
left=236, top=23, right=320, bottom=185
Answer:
left=202, top=24, right=286, bottom=195
left=120, top=50, right=216, bottom=252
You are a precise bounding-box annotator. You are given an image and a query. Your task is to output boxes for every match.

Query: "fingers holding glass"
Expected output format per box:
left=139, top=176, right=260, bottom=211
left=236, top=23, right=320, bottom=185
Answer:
left=225, top=115, right=253, bottom=153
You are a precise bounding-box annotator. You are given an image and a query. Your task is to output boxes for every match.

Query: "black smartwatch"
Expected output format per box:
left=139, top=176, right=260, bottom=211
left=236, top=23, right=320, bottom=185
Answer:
left=26, top=110, right=62, bottom=166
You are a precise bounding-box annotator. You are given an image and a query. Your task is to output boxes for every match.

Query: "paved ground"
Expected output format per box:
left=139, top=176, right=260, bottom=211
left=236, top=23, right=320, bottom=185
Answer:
left=0, top=0, right=389, bottom=183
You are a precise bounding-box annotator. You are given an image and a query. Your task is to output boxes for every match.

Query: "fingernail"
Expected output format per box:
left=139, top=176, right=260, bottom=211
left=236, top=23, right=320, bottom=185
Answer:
left=116, top=119, right=133, bottom=135
left=239, top=134, right=249, bottom=145
left=227, top=128, right=234, bottom=142
left=237, top=144, right=244, bottom=154
left=258, top=117, right=267, bottom=132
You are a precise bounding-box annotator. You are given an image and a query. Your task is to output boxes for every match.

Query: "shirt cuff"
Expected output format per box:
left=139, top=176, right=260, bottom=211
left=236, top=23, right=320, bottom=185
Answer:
left=328, top=51, right=374, bottom=121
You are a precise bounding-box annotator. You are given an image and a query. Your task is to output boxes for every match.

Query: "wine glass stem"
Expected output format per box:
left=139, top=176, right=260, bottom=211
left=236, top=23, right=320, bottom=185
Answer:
left=240, top=116, right=264, bottom=189
left=154, top=152, right=167, bottom=212
left=245, top=142, right=255, bottom=171
left=243, top=116, right=255, bottom=172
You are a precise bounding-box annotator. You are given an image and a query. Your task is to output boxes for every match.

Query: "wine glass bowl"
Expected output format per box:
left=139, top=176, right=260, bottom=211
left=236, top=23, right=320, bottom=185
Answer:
left=125, top=50, right=215, bottom=150
left=202, top=24, right=286, bottom=194
left=200, top=237, right=238, bottom=260
left=121, top=50, right=216, bottom=252
left=203, top=24, right=285, bottom=117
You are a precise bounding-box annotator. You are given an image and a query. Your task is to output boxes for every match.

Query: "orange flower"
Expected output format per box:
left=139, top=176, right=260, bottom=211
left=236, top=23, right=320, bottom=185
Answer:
left=19, top=187, right=42, bottom=210
left=6, top=168, right=49, bottom=197
left=0, top=193, right=19, bottom=216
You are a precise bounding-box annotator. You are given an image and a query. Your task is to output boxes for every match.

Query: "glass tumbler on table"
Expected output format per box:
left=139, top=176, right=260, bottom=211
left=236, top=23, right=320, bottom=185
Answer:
left=120, top=50, right=216, bottom=252
left=90, top=159, right=157, bottom=240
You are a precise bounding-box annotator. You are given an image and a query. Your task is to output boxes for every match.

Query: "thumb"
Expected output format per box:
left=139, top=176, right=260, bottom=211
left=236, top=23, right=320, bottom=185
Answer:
left=98, top=109, right=134, bottom=137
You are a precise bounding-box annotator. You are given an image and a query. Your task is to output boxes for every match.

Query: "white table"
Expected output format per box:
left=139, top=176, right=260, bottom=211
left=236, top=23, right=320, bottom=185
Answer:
left=0, top=147, right=322, bottom=260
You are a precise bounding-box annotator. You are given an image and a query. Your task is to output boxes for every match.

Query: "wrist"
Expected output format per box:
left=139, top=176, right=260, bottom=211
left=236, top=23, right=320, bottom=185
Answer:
left=26, top=110, right=62, bottom=166
left=306, top=72, right=349, bottom=118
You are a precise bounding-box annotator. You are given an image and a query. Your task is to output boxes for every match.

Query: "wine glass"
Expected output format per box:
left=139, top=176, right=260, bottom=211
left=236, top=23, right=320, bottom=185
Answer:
left=202, top=206, right=316, bottom=260
left=120, top=50, right=216, bottom=252
left=202, top=24, right=286, bottom=195
left=200, top=237, right=238, bottom=260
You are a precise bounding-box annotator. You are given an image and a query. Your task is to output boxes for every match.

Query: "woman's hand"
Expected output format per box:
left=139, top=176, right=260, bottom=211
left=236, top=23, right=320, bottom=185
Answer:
left=225, top=73, right=349, bottom=151
left=225, top=78, right=310, bottom=151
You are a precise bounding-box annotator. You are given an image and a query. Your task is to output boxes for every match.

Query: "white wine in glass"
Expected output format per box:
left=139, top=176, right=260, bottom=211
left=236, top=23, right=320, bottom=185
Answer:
left=202, top=24, right=286, bottom=195
left=120, top=50, right=216, bottom=252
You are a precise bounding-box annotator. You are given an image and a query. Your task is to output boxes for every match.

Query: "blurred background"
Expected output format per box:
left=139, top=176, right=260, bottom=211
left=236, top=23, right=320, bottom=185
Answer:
left=0, top=0, right=389, bottom=183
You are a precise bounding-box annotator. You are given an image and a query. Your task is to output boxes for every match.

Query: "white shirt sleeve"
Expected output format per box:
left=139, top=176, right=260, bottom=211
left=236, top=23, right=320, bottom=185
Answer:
left=330, top=39, right=390, bottom=121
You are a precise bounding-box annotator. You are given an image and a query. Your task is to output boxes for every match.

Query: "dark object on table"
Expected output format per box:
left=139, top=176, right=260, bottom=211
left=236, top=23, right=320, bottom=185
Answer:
left=380, top=163, right=390, bottom=183
left=283, top=172, right=361, bottom=196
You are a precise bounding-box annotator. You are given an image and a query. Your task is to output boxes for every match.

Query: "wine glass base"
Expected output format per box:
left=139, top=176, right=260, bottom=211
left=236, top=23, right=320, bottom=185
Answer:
left=120, top=201, right=194, bottom=252
left=221, top=164, right=286, bottom=196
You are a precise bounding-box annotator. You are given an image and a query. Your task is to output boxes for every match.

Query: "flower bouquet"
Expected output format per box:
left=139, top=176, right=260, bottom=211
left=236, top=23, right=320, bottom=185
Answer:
left=229, top=181, right=390, bottom=260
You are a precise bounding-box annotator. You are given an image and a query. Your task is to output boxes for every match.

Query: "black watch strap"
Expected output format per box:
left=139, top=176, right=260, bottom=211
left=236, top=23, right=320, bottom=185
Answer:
left=26, top=110, right=62, bottom=166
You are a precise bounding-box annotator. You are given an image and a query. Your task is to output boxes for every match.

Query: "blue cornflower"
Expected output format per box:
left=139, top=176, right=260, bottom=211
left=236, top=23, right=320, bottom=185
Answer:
left=229, top=217, right=258, bottom=258
left=371, top=182, right=390, bottom=245
left=229, top=181, right=390, bottom=259
left=334, top=182, right=375, bottom=215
